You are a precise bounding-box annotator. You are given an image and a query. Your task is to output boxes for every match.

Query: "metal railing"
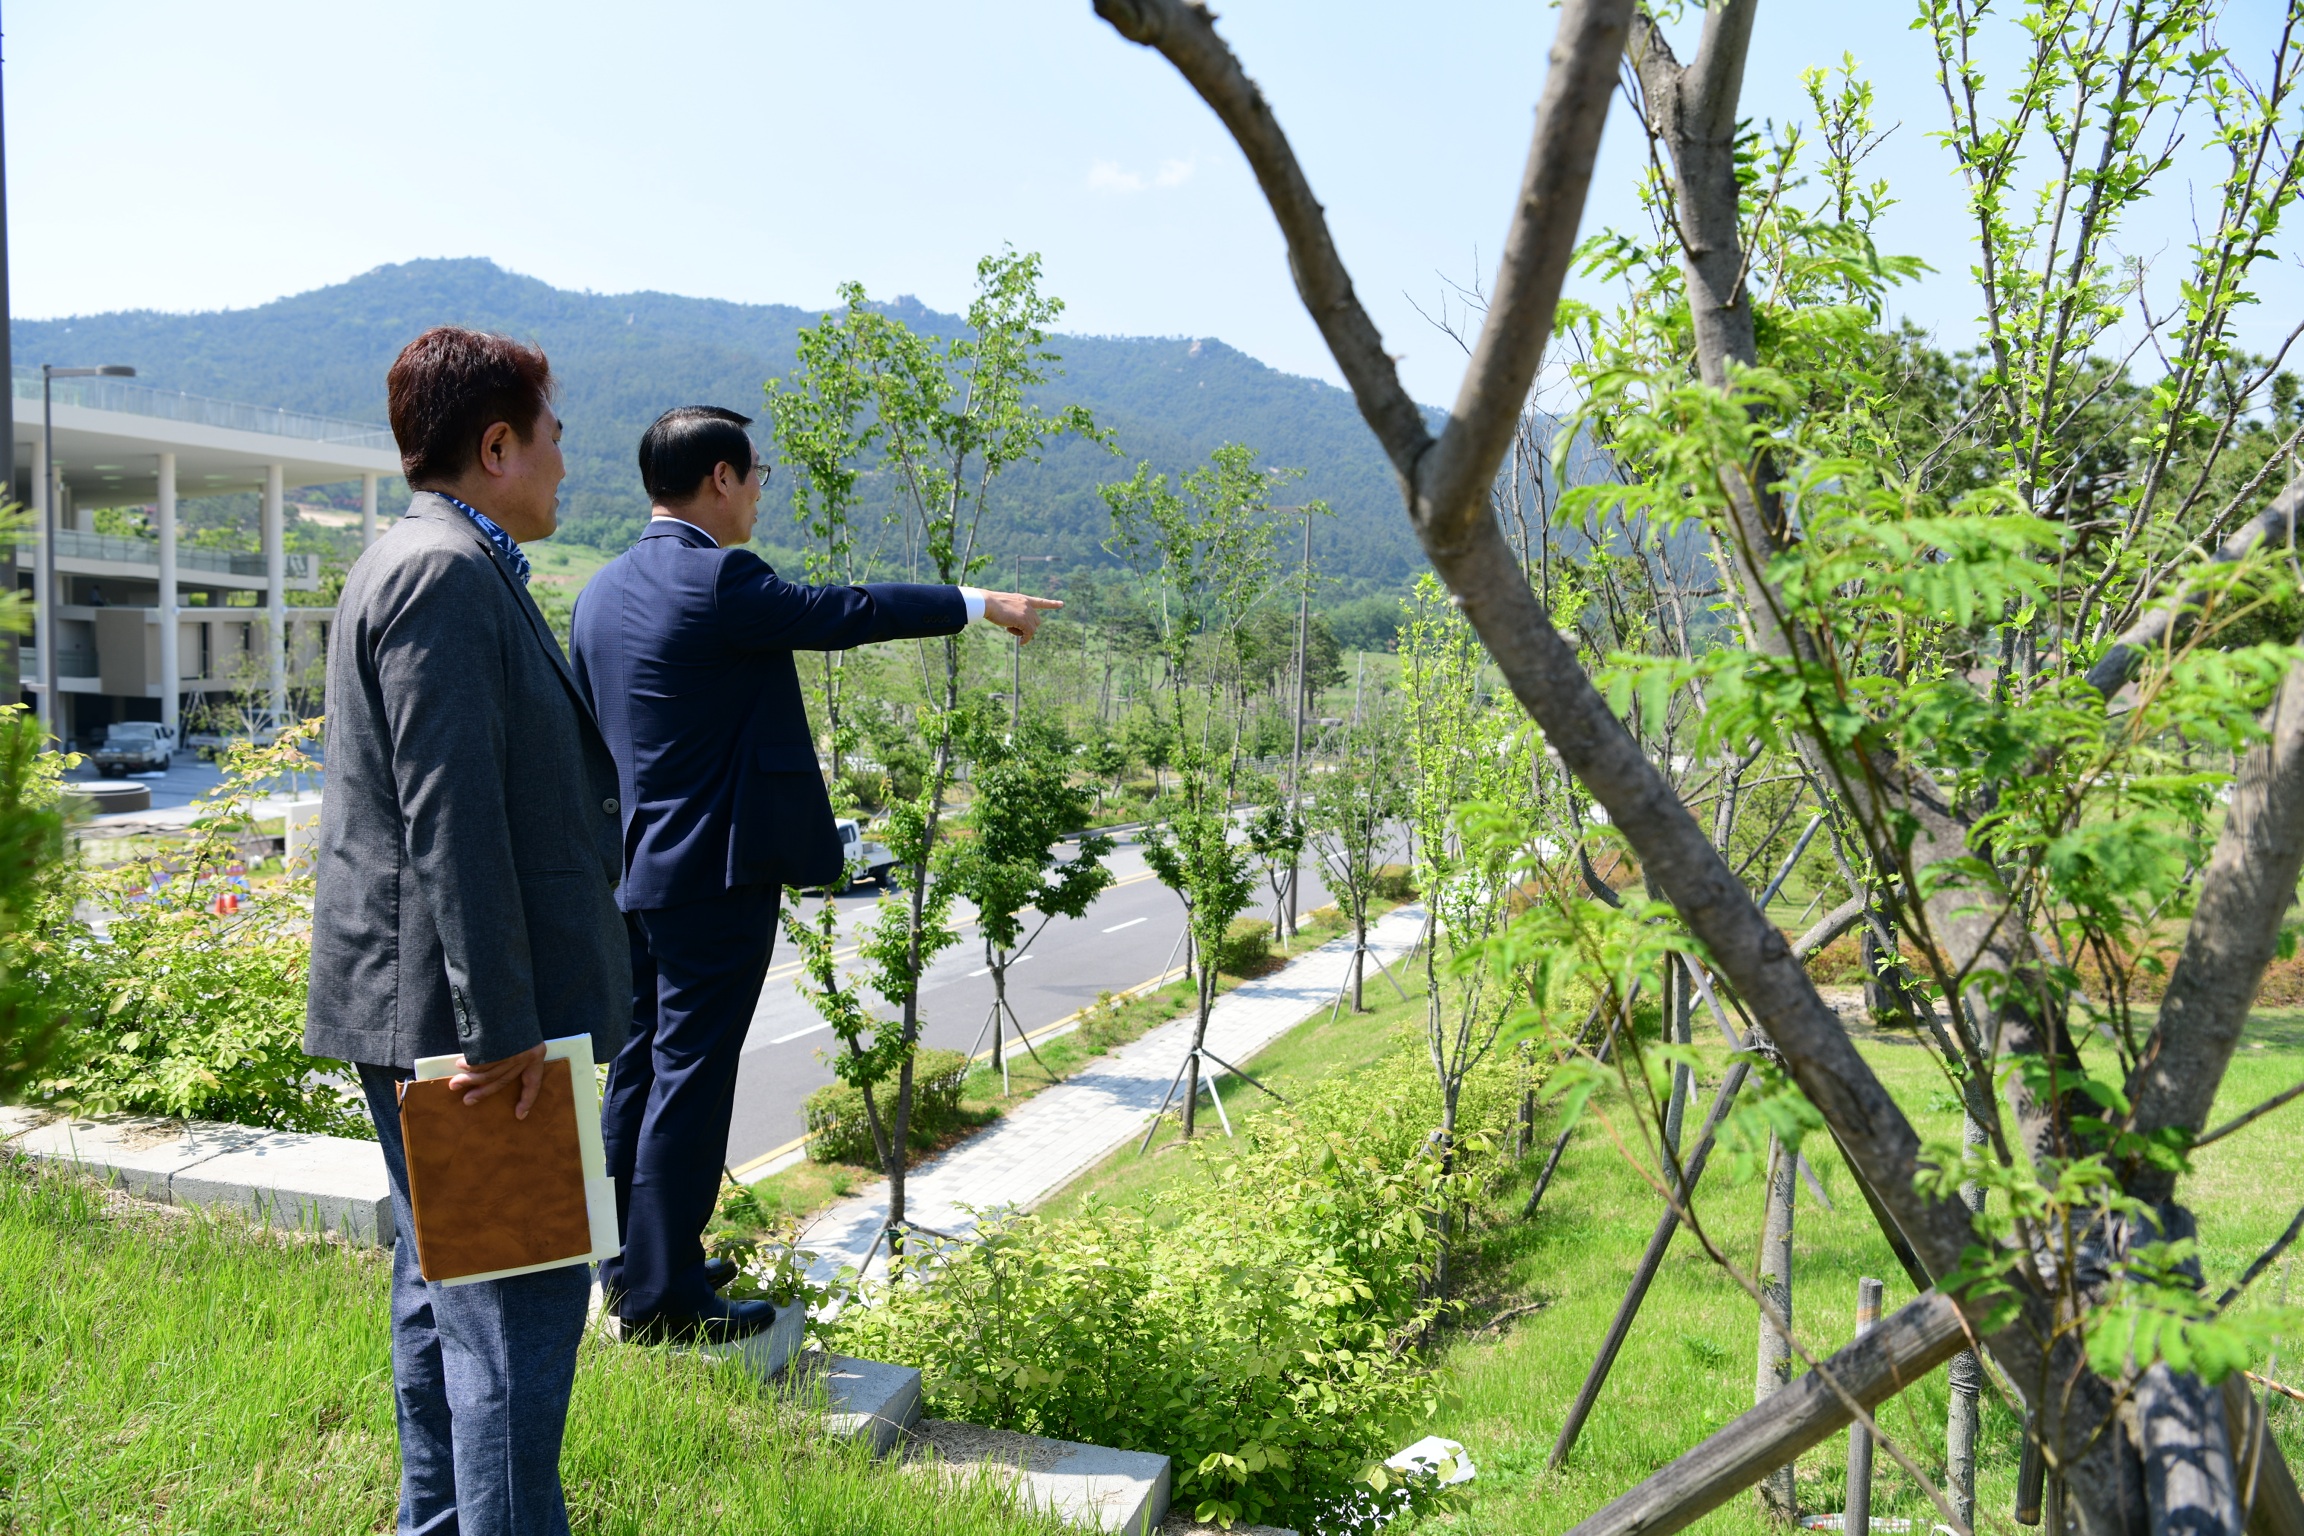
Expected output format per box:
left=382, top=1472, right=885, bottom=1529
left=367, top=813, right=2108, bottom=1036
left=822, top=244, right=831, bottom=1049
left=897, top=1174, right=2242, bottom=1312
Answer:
left=22, top=528, right=312, bottom=579
left=18, top=368, right=394, bottom=451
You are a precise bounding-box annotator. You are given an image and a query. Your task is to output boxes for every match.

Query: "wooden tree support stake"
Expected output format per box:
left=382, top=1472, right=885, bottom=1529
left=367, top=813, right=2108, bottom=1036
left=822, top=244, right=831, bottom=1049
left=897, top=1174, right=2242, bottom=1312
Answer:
left=1549, top=1058, right=1752, bottom=1470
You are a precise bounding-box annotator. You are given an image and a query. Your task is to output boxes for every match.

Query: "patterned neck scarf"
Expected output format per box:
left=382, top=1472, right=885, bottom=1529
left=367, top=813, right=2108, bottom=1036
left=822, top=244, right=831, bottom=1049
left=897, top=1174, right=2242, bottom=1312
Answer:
left=436, top=493, right=532, bottom=586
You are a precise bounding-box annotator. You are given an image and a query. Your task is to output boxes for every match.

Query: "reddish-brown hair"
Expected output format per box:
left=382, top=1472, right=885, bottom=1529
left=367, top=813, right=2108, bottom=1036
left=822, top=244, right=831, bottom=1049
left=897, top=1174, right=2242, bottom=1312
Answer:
left=385, top=327, right=555, bottom=485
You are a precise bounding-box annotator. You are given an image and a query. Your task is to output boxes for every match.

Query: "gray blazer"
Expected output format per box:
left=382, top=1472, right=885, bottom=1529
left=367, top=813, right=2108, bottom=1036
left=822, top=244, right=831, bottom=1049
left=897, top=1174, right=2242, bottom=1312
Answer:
left=305, top=493, right=630, bottom=1070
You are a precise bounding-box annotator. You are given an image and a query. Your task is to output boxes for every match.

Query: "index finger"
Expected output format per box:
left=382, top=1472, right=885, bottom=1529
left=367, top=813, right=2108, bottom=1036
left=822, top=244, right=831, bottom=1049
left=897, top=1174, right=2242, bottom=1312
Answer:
left=1024, top=596, right=1063, bottom=610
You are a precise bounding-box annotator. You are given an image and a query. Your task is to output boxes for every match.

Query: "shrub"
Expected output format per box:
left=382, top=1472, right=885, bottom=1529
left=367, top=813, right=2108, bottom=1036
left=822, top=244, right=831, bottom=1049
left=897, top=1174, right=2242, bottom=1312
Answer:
left=1213, top=916, right=1271, bottom=975
left=828, top=1036, right=1523, bottom=1528
left=804, top=1046, right=968, bottom=1164
left=32, top=724, right=364, bottom=1137
left=0, top=708, right=72, bottom=1102
left=1371, top=862, right=1418, bottom=901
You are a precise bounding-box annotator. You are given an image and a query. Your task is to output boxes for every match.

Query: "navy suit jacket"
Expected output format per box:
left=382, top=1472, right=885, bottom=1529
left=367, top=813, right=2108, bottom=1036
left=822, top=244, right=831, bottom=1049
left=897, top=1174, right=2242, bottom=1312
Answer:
left=569, top=519, right=967, bottom=912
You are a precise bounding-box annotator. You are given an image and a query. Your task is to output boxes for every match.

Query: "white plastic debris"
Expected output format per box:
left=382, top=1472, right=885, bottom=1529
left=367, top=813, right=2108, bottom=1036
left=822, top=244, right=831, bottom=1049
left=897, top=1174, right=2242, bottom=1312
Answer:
left=1385, top=1436, right=1477, bottom=1488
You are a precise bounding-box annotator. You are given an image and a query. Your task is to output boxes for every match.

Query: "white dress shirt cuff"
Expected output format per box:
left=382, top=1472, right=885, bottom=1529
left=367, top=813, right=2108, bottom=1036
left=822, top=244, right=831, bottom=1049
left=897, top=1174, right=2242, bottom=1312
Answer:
left=958, top=587, right=988, bottom=623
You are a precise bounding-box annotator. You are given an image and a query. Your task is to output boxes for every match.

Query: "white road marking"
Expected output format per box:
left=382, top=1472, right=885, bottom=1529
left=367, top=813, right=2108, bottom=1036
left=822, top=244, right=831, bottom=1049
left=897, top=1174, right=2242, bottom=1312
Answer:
left=768, top=1021, right=833, bottom=1045
left=1102, top=917, right=1147, bottom=933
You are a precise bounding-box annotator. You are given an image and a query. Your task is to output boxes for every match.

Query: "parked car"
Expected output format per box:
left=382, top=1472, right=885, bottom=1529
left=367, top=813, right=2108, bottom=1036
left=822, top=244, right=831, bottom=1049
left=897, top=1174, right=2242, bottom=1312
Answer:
left=92, top=721, right=174, bottom=776
left=838, top=818, right=897, bottom=889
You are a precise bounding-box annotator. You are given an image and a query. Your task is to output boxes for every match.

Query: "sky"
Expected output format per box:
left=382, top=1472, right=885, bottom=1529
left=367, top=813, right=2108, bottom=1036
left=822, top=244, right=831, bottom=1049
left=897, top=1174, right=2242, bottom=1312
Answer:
left=8, top=1, right=2298, bottom=408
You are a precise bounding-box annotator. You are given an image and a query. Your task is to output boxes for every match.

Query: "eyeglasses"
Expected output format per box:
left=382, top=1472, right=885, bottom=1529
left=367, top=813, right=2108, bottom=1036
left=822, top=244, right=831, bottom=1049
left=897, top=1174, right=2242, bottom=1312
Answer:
left=749, top=459, right=773, bottom=483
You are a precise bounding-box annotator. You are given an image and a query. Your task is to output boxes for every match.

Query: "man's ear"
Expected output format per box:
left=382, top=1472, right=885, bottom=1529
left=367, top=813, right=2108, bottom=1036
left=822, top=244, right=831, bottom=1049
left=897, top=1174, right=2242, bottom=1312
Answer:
left=477, top=420, right=516, bottom=480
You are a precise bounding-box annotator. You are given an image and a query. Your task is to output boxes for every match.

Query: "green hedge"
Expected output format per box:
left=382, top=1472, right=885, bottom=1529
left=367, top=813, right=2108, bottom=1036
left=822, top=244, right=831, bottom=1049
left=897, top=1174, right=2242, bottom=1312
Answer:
left=803, top=1047, right=970, bottom=1164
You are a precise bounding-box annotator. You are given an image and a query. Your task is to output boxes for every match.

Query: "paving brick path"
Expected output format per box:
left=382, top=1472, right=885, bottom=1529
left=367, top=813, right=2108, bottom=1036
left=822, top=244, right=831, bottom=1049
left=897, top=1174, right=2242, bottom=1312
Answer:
left=800, top=905, right=1430, bottom=1283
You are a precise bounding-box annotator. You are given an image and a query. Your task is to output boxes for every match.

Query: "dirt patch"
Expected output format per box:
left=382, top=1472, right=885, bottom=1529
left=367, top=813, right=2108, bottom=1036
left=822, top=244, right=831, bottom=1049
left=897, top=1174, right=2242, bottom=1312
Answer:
left=908, top=1417, right=1066, bottom=1473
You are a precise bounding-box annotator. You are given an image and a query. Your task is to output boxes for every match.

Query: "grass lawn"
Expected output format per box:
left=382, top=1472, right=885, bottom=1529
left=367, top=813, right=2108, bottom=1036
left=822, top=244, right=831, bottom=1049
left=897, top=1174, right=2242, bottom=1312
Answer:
left=525, top=536, right=618, bottom=592
left=1023, top=958, right=2304, bottom=1534
left=0, top=1165, right=1069, bottom=1536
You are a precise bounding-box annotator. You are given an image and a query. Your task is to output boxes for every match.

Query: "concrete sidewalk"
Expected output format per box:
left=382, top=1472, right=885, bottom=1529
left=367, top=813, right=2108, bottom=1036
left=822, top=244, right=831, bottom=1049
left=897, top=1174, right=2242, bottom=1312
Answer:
left=799, top=904, right=1428, bottom=1283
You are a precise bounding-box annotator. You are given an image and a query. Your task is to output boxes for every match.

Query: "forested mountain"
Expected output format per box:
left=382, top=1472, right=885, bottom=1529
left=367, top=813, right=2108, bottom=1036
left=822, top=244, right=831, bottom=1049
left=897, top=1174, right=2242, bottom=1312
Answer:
left=14, top=258, right=1436, bottom=594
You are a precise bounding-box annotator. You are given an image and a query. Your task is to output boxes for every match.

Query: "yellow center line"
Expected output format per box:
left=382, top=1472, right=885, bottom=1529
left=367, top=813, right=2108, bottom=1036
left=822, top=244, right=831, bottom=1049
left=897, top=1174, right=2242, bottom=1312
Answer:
left=759, top=868, right=1164, bottom=984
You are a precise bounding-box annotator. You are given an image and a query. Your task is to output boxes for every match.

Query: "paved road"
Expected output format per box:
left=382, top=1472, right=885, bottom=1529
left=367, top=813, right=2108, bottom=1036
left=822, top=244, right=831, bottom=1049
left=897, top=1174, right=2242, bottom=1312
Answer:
left=725, top=832, right=1337, bottom=1170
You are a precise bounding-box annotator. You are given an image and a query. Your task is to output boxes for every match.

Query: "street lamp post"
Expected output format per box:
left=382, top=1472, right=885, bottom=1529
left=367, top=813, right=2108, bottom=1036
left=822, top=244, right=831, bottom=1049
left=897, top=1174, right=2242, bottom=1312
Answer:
left=1010, top=553, right=1056, bottom=733
left=1286, top=504, right=1313, bottom=938
left=39, top=364, right=135, bottom=741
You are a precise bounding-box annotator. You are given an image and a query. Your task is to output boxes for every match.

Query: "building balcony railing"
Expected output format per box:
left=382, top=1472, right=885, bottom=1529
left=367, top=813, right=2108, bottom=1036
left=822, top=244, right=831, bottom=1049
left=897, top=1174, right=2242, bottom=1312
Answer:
left=28, top=528, right=313, bottom=580
left=17, top=368, right=395, bottom=451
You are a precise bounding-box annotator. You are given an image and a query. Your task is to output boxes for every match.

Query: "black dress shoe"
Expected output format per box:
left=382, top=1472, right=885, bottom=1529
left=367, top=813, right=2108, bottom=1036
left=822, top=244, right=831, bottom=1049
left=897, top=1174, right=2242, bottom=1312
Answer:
left=703, top=1256, right=740, bottom=1292
left=620, top=1296, right=779, bottom=1346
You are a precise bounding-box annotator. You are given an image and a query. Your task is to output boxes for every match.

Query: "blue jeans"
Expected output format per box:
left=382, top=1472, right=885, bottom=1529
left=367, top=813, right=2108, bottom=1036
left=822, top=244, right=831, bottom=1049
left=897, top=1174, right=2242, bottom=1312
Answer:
left=360, top=1064, right=592, bottom=1536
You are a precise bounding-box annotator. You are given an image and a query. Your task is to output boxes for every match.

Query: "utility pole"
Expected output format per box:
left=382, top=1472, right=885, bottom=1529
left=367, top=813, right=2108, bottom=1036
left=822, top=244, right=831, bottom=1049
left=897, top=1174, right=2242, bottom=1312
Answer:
left=1009, top=552, right=1055, bottom=732
left=0, top=16, right=15, bottom=705
left=1285, top=504, right=1311, bottom=937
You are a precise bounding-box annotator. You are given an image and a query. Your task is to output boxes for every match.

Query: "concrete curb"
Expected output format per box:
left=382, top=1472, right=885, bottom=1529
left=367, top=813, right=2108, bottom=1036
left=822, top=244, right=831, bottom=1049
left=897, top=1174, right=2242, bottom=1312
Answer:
left=911, top=1418, right=1171, bottom=1534
left=0, top=1104, right=393, bottom=1245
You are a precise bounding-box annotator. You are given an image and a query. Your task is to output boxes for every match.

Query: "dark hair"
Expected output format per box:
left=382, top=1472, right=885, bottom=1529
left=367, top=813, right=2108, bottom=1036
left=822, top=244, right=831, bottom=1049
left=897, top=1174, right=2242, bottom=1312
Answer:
left=639, top=406, right=758, bottom=505
left=386, top=327, right=554, bottom=485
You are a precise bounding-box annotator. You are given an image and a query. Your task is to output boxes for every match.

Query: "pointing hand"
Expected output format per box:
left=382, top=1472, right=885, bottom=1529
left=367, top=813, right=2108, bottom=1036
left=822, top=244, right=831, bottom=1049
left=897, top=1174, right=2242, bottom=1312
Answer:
left=982, top=592, right=1063, bottom=643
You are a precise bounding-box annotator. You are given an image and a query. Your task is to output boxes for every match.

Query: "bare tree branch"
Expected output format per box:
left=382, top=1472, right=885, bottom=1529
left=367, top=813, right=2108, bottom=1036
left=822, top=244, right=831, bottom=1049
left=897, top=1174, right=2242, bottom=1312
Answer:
left=2087, top=475, right=2304, bottom=697
left=2127, top=645, right=2304, bottom=1203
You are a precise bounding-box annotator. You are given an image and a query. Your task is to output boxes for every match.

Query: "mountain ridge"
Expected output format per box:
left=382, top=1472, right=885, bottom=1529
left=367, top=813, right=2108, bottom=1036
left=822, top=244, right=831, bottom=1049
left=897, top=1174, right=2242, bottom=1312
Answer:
left=13, top=258, right=1431, bottom=592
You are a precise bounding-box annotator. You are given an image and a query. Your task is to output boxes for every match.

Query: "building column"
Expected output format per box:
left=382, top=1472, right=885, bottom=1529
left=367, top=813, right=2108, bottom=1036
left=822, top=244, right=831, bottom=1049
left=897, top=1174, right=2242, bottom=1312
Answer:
left=360, top=471, right=378, bottom=548
left=157, top=452, right=179, bottom=742
left=263, top=462, right=286, bottom=724
left=29, top=430, right=47, bottom=732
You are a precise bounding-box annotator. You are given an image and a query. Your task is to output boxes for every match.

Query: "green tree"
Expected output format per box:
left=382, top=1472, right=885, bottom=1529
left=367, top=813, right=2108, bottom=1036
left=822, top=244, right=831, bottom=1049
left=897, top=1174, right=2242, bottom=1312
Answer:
left=1242, top=795, right=1304, bottom=942
left=1097, top=0, right=2304, bottom=1522
left=1103, top=443, right=1280, bottom=1139
left=940, top=718, right=1116, bottom=1092
left=779, top=250, right=1099, bottom=1264
left=1308, top=707, right=1409, bottom=1014
left=767, top=302, right=881, bottom=792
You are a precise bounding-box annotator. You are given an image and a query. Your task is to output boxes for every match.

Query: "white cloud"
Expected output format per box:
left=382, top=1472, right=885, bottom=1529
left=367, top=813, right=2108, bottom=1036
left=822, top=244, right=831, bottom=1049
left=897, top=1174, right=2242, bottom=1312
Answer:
left=1087, top=157, right=1195, bottom=194
left=1088, top=160, right=1145, bottom=193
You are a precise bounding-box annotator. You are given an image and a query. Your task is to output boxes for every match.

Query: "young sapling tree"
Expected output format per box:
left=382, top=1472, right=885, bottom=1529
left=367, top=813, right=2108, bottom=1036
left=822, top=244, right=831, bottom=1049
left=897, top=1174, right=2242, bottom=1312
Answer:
left=1104, top=444, right=1283, bottom=1141
left=941, top=716, right=1117, bottom=1093
left=777, top=249, right=1099, bottom=1266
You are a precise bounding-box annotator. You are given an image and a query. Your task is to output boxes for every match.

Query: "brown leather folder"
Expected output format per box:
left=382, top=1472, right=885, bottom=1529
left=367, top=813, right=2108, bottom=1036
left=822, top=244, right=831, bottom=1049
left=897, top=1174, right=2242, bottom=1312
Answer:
left=398, top=1058, right=594, bottom=1283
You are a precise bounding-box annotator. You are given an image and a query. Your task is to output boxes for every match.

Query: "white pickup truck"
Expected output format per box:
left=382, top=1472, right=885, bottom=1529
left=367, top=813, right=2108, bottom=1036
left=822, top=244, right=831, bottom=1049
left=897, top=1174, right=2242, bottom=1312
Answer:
left=837, top=818, right=898, bottom=889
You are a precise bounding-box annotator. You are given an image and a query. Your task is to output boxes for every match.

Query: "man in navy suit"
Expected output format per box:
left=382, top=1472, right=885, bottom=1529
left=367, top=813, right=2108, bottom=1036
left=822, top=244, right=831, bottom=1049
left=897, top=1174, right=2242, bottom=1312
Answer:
left=569, top=405, right=1056, bottom=1341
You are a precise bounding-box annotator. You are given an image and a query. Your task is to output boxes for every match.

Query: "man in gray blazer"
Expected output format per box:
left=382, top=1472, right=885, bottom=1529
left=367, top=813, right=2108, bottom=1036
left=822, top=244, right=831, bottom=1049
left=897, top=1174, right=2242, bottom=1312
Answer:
left=306, top=326, right=627, bottom=1536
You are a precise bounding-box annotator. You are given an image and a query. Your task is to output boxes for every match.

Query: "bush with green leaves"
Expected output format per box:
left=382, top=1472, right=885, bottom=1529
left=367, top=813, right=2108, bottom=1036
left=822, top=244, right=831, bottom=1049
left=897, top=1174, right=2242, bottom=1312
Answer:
left=0, top=708, right=74, bottom=1103
left=31, top=723, right=364, bottom=1137
left=802, top=1046, right=969, bottom=1164
left=828, top=1031, right=1526, bottom=1529
left=1213, top=916, right=1272, bottom=975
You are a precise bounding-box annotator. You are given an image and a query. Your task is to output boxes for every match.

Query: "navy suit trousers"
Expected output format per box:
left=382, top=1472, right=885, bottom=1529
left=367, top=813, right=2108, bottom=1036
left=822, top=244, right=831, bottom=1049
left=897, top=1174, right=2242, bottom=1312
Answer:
left=359, top=1065, right=590, bottom=1536
left=598, top=885, right=781, bottom=1318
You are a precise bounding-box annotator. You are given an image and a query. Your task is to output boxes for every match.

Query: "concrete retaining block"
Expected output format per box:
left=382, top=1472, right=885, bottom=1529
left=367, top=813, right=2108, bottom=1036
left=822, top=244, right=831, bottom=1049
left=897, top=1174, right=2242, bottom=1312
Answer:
left=694, top=1298, right=808, bottom=1381
left=4, top=1109, right=266, bottom=1202
left=782, top=1350, right=924, bottom=1458
left=171, top=1130, right=394, bottom=1245
left=913, top=1418, right=1171, bottom=1534
left=0, top=1105, right=394, bottom=1245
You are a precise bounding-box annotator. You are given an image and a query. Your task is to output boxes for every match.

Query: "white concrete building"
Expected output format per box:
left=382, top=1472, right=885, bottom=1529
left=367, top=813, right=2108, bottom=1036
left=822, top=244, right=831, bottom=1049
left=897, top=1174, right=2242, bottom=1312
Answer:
left=13, top=369, right=399, bottom=748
